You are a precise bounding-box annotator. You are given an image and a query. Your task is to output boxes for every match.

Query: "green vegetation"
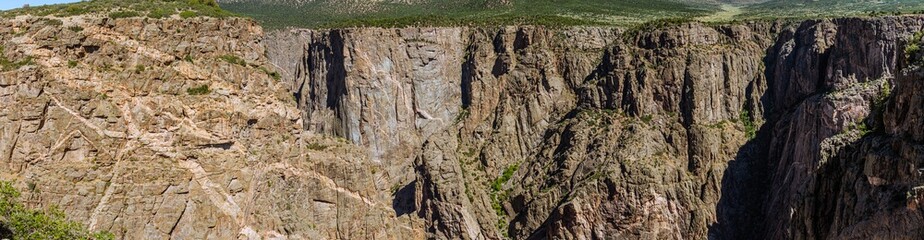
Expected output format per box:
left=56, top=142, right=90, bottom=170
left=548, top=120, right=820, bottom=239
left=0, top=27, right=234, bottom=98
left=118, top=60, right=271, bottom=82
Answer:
left=907, top=31, right=924, bottom=66
left=0, top=0, right=921, bottom=30
left=0, top=0, right=234, bottom=19
left=739, top=109, right=757, bottom=140
left=221, top=0, right=717, bottom=29
left=108, top=11, right=140, bottom=19
left=0, top=181, right=114, bottom=240
left=0, top=56, right=34, bottom=71
left=876, top=80, right=892, bottom=108
left=146, top=8, right=173, bottom=18
left=624, top=17, right=696, bottom=37
left=0, top=46, right=35, bottom=72
left=868, top=80, right=893, bottom=133
left=306, top=142, right=329, bottom=151
left=857, top=122, right=870, bottom=136
left=219, top=55, right=246, bottom=66
left=454, top=107, right=471, bottom=124
left=67, top=60, right=78, bottom=68
left=739, top=0, right=924, bottom=21
left=491, top=164, right=518, bottom=193
left=134, top=65, right=145, bottom=74
left=1, top=0, right=921, bottom=30
left=705, top=120, right=729, bottom=129
left=39, top=18, right=63, bottom=26
left=219, top=0, right=924, bottom=29
left=186, top=84, right=210, bottom=95
left=640, top=114, right=653, bottom=124
left=581, top=108, right=623, bottom=129
left=489, top=163, right=518, bottom=236
left=258, top=66, right=281, bottom=80
left=67, top=25, right=84, bottom=32
left=179, top=10, right=197, bottom=19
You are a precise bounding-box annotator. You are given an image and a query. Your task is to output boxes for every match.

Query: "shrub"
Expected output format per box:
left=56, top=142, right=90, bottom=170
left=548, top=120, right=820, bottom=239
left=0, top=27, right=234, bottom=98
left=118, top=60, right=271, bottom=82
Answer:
left=906, top=31, right=924, bottom=66
left=454, top=107, right=471, bottom=124
left=258, top=67, right=280, bottom=80
left=641, top=114, right=653, bottom=124
left=740, top=109, right=757, bottom=139
left=146, top=8, right=174, bottom=19
left=188, top=0, right=219, bottom=8
left=108, top=11, right=140, bottom=19
left=491, top=164, right=518, bottom=193
left=219, top=55, right=246, bottom=66
left=0, top=55, right=34, bottom=72
left=306, top=142, right=328, bottom=151
left=186, top=85, right=210, bottom=95
left=179, top=10, right=197, bottom=19
left=0, top=181, right=113, bottom=240
left=488, top=163, right=518, bottom=236
left=40, top=18, right=63, bottom=26
left=61, top=5, right=88, bottom=16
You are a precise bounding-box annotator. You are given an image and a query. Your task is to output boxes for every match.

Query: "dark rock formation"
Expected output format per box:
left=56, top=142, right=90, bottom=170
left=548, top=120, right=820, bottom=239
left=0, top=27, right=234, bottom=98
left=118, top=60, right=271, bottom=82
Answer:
left=267, top=16, right=924, bottom=239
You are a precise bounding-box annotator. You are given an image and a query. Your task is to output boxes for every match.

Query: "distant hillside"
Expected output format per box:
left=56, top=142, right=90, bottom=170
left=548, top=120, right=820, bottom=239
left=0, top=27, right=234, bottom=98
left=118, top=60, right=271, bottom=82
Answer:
left=219, top=0, right=924, bottom=29
left=218, top=0, right=720, bottom=29
left=741, top=0, right=924, bottom=19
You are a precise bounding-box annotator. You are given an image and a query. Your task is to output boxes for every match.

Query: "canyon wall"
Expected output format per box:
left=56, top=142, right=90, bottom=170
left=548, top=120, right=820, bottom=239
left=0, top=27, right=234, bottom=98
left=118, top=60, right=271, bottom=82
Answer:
left=0, top=16, right=421, bottom=239
left=2, top=12, right=924, bottom=240
left=268, top=16, right=924, bottom=239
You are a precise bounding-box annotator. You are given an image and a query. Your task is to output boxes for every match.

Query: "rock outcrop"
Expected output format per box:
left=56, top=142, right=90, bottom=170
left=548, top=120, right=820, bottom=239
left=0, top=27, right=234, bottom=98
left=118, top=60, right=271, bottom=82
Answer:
left=3, top=10, right=924, bottom=240
left=267, top=15, right=924, bottom=240
left=0, top=16, right=421, bottom=239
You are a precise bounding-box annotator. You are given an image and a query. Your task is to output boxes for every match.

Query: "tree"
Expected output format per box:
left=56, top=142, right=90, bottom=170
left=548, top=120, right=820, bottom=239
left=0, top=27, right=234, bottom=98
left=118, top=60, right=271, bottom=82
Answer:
left=0, top=181, right=113, bottom=240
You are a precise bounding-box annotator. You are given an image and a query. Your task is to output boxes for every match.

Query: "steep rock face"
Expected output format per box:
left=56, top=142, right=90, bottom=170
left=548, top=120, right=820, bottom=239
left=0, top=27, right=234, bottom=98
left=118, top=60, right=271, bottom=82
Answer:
left=0, top=16, right=422, bottom=239
left=269, top=16, right=924, bottom=240
left=783, top=50, right=924, bottom=240
left=510, top=22, right=780, bottom=240
left=755, top=17, right=924, bottom=240
left=4, top=11, right=924, bottom=240
left=271, top=26, right=622, bottom=239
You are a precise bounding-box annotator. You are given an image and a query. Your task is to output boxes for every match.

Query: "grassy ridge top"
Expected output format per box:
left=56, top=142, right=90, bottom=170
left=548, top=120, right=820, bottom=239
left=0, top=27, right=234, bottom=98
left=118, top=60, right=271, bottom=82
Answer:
left=221, top=0, right=924, bottom=29
left=0, top=0, right=235, bottom=19
left=220, top=0, right=719, bottom=29
left=3, top=0, right=924, bottom=29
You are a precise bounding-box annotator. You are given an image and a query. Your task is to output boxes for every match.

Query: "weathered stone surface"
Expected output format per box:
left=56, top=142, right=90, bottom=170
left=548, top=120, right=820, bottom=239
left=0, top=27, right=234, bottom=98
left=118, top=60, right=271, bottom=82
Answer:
left=5, top=11, right=924, bottom=240
left=269, top=16, right=924, bottom=240
left=0, top=16, right=421, bottom=239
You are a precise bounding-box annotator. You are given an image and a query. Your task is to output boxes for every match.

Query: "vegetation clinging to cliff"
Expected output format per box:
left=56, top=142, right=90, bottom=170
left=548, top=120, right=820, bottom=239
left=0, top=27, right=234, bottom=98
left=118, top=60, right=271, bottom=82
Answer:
left=0, top=181, right=113, bottom=240
left=907, top=31, right=924, bottom=66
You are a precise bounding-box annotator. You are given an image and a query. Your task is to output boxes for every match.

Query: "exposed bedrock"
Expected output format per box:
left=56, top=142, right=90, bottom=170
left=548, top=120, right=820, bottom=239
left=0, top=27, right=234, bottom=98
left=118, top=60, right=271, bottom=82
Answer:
left=3, top=13, right=924, bottom=240
left=267, top=15, right=924, bottom=239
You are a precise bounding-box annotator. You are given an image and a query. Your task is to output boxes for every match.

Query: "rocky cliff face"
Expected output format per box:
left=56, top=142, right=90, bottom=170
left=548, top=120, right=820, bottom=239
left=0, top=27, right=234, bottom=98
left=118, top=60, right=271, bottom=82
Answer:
left=0, top=16, right=421, bottom=239
left=267, top=16, right=924, bottom=239
left=3, top=11, right=924, bottom=240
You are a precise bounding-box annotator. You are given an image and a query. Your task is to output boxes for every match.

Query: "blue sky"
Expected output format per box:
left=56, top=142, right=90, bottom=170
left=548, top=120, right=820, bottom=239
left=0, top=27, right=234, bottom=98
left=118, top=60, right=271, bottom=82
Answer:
left=0, top=0, right=81, bottom=11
